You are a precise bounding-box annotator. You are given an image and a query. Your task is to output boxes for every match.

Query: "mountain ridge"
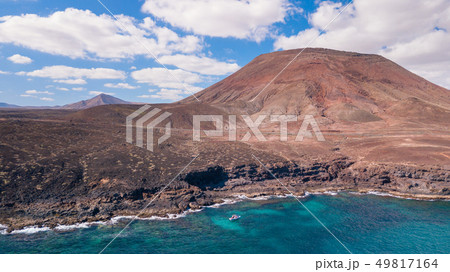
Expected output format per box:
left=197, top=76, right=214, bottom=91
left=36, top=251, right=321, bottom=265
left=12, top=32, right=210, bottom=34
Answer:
left=60, top=93, right=131, bottom=110
left=182, top=48, right=449, bottom=126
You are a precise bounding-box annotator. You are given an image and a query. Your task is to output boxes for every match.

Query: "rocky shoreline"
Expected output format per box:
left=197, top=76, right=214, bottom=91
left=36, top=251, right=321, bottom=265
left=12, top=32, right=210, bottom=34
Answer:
left=1, top=159, right=448, bottom=233
left=1, top=188, right=448, bottom=234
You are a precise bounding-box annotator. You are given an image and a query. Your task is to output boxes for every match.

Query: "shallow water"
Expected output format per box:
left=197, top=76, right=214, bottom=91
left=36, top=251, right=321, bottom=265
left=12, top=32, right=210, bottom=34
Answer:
left=0, top=193, right=449, bottom=254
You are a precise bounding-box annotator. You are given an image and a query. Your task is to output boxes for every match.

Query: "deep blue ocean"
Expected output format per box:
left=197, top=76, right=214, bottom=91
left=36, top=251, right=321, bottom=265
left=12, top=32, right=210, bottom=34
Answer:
left=0, top=193, right=449, bottom=254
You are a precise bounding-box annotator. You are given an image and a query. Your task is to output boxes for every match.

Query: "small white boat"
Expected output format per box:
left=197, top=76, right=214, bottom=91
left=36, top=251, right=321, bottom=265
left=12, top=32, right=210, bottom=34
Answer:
left=229, top=215, right=241, bottom=221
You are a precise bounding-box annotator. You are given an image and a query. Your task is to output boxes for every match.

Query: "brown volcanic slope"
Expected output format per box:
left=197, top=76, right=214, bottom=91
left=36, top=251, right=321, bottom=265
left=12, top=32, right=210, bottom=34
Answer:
left=183, top=48, right=449, bottom=126
left=61, top=94, right=130, bottom=110
left=181, top=48, right=450, bottom=167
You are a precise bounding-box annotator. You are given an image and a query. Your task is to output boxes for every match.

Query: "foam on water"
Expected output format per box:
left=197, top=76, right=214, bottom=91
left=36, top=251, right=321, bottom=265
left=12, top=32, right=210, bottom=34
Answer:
left=0, top=224, right=7, bottom=235
left=233, top=193, right=307, bottom=201
left=10, top=226, right=51, bottom=235
left=349, top=191, right=442, bottom=202
left=139, top=208, right=204, bottom=221
left=54, top=221, right=105, bottom=231
left=208, top=198, right=238, bottom=208
left=310, top=191, right=339, bottom=196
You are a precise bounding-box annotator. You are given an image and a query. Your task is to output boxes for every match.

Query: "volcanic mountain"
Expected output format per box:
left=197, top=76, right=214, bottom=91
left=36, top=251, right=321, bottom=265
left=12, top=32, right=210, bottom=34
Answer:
left=183, top=48, right=449, bottom=126
left=0, top=48, right=449, bottom=231
left=61, top=93, right=130, bottom=110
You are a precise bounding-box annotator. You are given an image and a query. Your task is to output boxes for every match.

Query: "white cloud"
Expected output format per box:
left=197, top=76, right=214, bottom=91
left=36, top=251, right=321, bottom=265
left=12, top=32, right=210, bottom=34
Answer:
left=139, top=88, right=187, bottom=101
left=0, top=8, right=202, bottom=60
left=22, top=65, right=125, bottom=85
left=25, top=65, right=125, bottom=80
left=25, top=90, right=54, bottom=95
left=142, top=0, right=292, bottom=42
left=0, top=70, right=10, bottom=75
left=55, top=79, right=87, bottom=85
left=72, top=87, right=85, bottom=91
left=274, top=0, right=450, bottom=88
left=159, top=54, right=240, bottom=75
left=131, top=67, right=203, bottom=93
left=104, top=83, right=139, bottom=89
left=7, top=54, right=32, bottom=64
left=56, top=87, right=69, bottom=91
left=20, top=90, right=54, bottom=102
left=89, top=91, right=114, bottom=96
left=406, top=61, right=450, bottom=90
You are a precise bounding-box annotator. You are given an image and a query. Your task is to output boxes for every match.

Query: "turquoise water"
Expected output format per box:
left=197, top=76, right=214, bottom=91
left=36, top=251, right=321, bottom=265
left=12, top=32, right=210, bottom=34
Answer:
left=0, top=193, right=449, bottom=254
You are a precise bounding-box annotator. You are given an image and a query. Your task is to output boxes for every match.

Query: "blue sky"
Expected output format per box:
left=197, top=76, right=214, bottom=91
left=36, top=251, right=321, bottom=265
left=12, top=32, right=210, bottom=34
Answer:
left=0, top=0, right=448, bottom=106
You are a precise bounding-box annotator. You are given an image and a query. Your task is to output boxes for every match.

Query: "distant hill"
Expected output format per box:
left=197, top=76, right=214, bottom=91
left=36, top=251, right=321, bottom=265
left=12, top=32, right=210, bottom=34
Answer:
left=0, top=102, right=20, bottom=108
left=60, top=94, right=130, bottom=110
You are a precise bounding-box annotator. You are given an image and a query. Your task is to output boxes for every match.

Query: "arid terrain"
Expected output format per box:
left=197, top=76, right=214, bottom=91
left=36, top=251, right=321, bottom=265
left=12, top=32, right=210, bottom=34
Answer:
left=0, top=49, right=449, bottom=231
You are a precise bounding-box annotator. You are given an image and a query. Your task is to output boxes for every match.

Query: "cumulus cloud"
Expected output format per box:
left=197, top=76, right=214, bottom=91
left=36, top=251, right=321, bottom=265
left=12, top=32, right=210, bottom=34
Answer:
left=23, top=65, right=125, bottom=85
left=0, top=6, right=243, bottom=101
left=0, top=70, right=10, bottom=75
left=72, top=87, right=85, bottom=91
left=131, top=67, right=203, bottom=93
left=7, top=54, right=32, bottom=64
left=20, top=90, right=55, bottom=102
left=159, top=54, right=240, bottom=75
left=139, top=88, right=189, bottom=101
left=0, top=8, right=202, bottom=60
left=25, top=90, right=54, bottom=95
left=55, top=79, right=87, bottom=85
left=141, top=0, right=292, bottom=42
left=274, top=0, right=450, bottom=88
left=104, top=83, right=139, bottom=89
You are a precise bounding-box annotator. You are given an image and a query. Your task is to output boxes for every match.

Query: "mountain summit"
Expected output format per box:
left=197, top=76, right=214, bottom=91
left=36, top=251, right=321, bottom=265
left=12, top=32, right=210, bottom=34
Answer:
left=61, top=94, right=130, bottom=110
left=183, top=48, right=449, bottom=125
